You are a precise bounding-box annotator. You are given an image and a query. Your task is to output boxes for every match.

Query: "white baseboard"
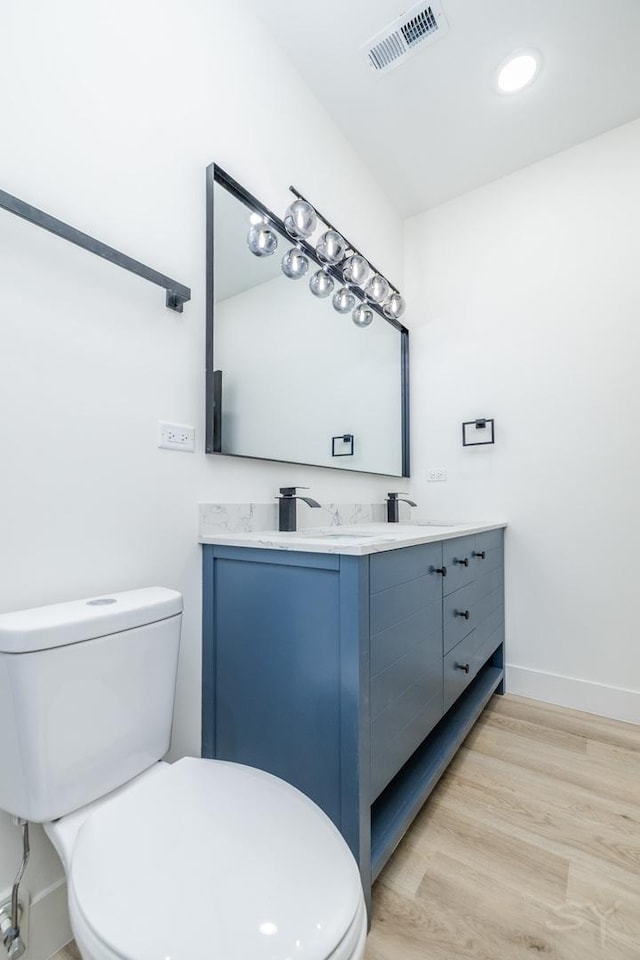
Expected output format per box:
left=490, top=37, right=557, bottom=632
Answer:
left=506, top=664, right=640, bottom=725
left=26, top=878, right=72, bottom=960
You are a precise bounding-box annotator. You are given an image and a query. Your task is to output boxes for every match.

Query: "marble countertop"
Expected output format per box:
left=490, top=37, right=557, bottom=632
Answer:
left=199, top=520, right=507, bottom=556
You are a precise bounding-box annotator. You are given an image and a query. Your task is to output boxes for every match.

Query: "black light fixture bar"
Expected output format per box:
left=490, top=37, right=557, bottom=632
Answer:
left=289, top=184, right=402, bottom=297
left=0, top=188, right=191, bottom=312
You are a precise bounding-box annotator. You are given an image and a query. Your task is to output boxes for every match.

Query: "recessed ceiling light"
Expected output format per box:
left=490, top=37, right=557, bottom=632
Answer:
left=496, top=51, right=540, bottom=94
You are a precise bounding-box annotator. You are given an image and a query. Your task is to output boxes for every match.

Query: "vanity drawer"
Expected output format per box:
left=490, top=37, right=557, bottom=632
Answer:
left=442, top=632, right=477, bottom=710
left=442, top=536, right=475, bottom=595
left=443, top=580, right=476, bottom=654
left=471, top=531, right=503, bottom=576
left=475, top=564, right=503, bottom=605
left=474, top=529, right=503, bottom=554
left=443, top=620, right=504, bottom=711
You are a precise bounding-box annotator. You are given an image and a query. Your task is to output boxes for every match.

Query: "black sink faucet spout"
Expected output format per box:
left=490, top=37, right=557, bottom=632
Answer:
left=278, top=487, right=321, bottom=532
left=386, top=491, right=417, bottom=523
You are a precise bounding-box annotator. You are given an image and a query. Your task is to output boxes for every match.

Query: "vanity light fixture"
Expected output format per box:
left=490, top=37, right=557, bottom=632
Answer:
left=496, top=50, right=540, bottom=94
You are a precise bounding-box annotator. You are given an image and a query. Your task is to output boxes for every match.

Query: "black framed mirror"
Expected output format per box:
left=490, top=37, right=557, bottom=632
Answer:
left=205, top=164, right=410, bottom=477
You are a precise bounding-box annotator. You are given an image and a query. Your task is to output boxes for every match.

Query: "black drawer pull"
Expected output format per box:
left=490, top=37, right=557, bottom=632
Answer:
left=434, top=566, right=447, bottom=577
left=455, top=610, right=471, bottom=620
left=473, top=550, right=486, bottom=559
left=454, top=557, right=469, bottom=567
left=455, top=662, right=470, bottom=673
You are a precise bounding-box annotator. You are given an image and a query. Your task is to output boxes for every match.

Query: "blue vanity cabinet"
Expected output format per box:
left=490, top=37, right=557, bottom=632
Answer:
left=202, top=530, right=505, bottom=909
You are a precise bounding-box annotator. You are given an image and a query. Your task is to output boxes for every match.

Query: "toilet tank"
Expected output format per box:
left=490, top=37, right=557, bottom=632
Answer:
left=0, top=587, right=182, bottom=822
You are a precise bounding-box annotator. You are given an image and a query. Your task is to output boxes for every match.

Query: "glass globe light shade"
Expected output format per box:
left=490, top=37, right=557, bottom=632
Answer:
left=352, top=303, right=374, bottom=328
left=342, top=254, right=370, bottom=287
left=283, top=199, right=317, bottom=239
left=316, top=230, right=346, bottom=265
left=281, top=248, right=309, bottom=279
left=382, top=292, right=406, bottom=320
left=332, top=287, right=356, bottom=314
left=364, top=274, right=390, bottom=304
left=246, top=222, right=278, bottom=258
left=309, top=270, right=334, bottom=298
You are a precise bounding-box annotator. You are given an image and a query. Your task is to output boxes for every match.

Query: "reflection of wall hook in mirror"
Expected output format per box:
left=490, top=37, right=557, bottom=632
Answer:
left=462, top=418, right=495, bottom=446
left=332, top=434, right=354, bottom=457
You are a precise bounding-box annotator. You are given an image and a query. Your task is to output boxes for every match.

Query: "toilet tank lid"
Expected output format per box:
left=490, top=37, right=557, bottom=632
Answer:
left=0, top=587, right=182, bottom=653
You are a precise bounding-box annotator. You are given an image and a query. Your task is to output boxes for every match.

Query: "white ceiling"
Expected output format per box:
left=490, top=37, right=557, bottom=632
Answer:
left=243, top=0, right=640, bottom=216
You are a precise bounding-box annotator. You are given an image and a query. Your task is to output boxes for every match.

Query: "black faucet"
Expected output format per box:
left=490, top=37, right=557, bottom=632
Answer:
left=278, top=487, right=321, bottom=532
left=386, top=491, right=417, bottom=523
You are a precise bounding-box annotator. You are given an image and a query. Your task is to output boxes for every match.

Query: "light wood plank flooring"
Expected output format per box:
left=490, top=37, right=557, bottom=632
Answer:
left=365, top=693, right=640, bottom=960
left=51, top=695, right=639, bottom=960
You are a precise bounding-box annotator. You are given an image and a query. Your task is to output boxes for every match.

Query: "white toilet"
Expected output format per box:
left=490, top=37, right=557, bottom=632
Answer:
left=0, top=587, right=367, bottom=960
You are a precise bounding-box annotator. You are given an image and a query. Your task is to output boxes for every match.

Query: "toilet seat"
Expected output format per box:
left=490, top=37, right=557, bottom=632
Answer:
left=67, top=758, right=366, bottom=960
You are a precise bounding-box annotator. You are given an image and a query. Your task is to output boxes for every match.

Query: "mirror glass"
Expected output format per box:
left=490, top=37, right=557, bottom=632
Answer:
left=206, top=165, right=409, bottom=476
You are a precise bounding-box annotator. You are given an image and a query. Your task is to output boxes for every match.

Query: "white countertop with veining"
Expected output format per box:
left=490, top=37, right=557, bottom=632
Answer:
left=199, top=521, right=507, bottom=556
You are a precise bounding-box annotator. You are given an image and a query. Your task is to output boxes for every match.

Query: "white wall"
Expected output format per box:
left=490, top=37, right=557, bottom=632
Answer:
left=406, top=118, right=640, bottom=723
left=0, top=2, right=403, bottom=956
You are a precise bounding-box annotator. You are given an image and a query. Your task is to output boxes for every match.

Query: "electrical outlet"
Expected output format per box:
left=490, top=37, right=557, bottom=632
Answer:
left=427, top=468, right=447, bottom=482
left=158, top=421, right=195, bottom=452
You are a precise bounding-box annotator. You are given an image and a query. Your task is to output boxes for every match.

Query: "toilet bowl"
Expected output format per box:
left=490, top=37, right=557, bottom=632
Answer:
left=0, top=588, right=366, bottom=960
left=46, top=758, right=367, bottom=960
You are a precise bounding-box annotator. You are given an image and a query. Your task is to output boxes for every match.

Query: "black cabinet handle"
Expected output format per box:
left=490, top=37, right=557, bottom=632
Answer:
left=434, top=566, right=447, bottom=577
left=454, top=557, right=469, bottom=567
left=455, top=662, right=470, bottom=673
left=473, top=550, right=486, bottom=559
left=455, top=610, right=471, bottom=620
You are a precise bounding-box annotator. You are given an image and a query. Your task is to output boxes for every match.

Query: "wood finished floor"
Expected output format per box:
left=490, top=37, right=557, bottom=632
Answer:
left=365, top=694, right=640, bottom=960
left=51, top=695, right=639, bottom=960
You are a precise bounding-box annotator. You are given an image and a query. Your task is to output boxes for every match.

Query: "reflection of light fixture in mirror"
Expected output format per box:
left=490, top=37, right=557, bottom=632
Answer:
left=309, top=270, right=334, bottom=298
left=352, top=303, right=374, bottom=328
left=283, top=199, right=317, bottom=239
left=247, top=220, right=278, bottom=257
left=332, top=287, right=356, bottom=314
left=281, top=248, right=309, bottom=279
left=316, top=230, right=346, bottom=265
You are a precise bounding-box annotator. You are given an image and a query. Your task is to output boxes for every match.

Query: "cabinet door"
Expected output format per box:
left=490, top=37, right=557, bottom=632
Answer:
left=211, top=553, right=344, bottom=827
left=369, top=543, right=444, bottom=800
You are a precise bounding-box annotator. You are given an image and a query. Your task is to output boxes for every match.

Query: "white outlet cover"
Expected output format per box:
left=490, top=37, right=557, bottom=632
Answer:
left=427, top=468, right=448, bottom=482
left=158, top=421, right=195, bottom=452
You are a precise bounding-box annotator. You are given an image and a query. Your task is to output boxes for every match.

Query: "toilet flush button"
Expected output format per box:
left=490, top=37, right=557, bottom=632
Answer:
left=86, top=598, right=117, bottom=606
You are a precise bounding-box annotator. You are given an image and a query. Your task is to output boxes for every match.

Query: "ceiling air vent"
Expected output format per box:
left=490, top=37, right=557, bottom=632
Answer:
left=364, top=3, right=448, bottom=75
